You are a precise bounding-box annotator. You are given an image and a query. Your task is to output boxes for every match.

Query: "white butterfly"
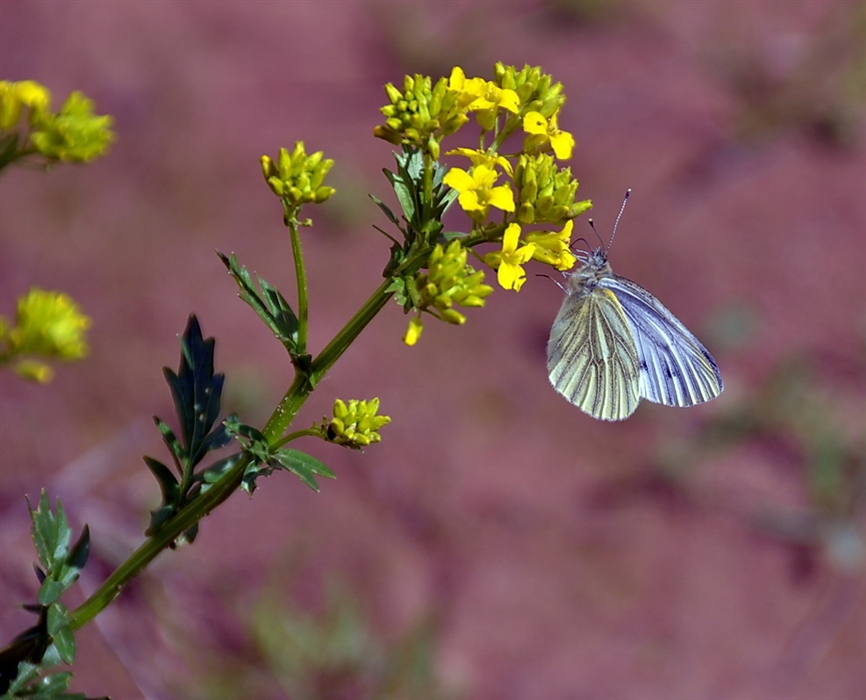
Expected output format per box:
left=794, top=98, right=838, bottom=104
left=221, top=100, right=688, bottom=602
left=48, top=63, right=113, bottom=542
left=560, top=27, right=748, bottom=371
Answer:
left=547, top=192, right=723, bottom=421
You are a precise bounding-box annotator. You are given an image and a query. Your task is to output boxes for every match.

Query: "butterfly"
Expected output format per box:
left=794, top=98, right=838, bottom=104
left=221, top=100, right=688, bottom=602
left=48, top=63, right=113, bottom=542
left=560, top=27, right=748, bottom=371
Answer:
left=546, top=191, right=723, bottom=420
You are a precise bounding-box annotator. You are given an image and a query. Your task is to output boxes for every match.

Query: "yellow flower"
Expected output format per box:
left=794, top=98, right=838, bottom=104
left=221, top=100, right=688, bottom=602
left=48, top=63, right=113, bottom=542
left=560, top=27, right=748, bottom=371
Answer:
left=29, top=91, right=115, bottom=162
left=443, top=164, right=515, bottom=222
left=261, top=142, right=335, bottom=205
left=446, top=147, right=513, bottom=176
left=523, top=111, right=574, bottom=160
left=449, top=67, right=519, bottom=113
left=0, top=80, right=52, bottom=129
left=0, top=288, right=91, bottom=382
left=525, top=220, right=577, bottom=271
left=449, top=67, right=519, bottom=131
left=484, top=223, right=536, bottom=292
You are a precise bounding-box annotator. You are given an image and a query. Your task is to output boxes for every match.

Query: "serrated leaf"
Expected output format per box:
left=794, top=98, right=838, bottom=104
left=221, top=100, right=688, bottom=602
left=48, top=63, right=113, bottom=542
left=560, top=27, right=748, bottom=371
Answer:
left=28, top=492, right=71, bottom=573
left=163, top=315, right=225, bottom=468
left=5, top=660, right=40, bottom=696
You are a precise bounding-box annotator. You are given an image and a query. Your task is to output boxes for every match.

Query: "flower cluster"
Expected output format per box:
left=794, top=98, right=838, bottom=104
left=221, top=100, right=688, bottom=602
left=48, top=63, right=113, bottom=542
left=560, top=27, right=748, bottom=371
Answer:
left=0, top=80, right=114, bottom=166
left=370, top=63, right=592, bottom=345
left=404, top=240, right=493, bottom=345
left=0, top=288, right=92, bottom=382
left=374, top=73, right=470, bottom=159
left=261, top=142, right=336, bottom=208
left=327, top=398, right=391, bottom=449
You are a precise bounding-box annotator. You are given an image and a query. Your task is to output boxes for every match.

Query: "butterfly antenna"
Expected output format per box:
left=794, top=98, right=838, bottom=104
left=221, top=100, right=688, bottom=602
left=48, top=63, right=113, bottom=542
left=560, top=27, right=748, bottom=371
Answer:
left=607, top=188, right=631, bottom=252
left=587, top=219, right=604, bottom=249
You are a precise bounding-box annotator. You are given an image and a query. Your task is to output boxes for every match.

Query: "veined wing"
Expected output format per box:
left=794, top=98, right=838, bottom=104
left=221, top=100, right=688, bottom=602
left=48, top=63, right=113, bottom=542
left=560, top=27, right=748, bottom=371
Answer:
left=603, top=275, right=723, bottom=407
left=547, top=287, right=641, bottom=421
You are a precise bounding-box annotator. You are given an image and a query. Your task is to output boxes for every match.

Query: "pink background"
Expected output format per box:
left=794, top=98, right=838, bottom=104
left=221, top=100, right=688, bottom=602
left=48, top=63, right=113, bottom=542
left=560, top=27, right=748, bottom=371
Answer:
left=1, top=1, right=864, bottom=698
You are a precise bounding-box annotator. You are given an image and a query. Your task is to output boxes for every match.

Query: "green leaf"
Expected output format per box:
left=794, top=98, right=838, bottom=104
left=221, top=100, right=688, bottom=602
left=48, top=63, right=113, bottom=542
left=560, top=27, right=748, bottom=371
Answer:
left=143, top=456, right=180, bottom=502
left=198, top=453, right=242, bottom=485
left=34, top=670, right=73, bottom=694
left=36, top=580, right=65, bottom=607
left=46, top=606, right=74, bottom=665
left=218, top=251, right=300, bottom=353
left=153, top=417, right=184, bottom=469
left=272, top=448, right=335, bottom=492
left=162, top=315, right=226, bottom=468
left=66, top=526, right=90, bottom=572
left=28, top=492, right=71, bottom=573
left=369, top=194, right=402, bottom=229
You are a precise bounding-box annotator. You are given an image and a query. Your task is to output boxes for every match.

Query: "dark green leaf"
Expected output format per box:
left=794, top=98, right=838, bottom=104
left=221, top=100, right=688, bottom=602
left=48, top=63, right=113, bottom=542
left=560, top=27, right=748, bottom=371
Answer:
left=369, top=194, right=401, bottom=228
left=218, top=251, right=299, bottom=353
left=0, top=607, right=49, bottom=694
left=66, top=526, right=90, bottom=572
left=143, top=456, right=179, bottom=502
left=153, top=417, right=184, bottom=470
left=199, top=453, right=242, bottom=485
left=146, top=504, right=176, bottom=533
left=258, top=275, right=300, bottom=347
left=384, top=167, right=416, bottom=224
left=163, top=315, right=225, bottom=468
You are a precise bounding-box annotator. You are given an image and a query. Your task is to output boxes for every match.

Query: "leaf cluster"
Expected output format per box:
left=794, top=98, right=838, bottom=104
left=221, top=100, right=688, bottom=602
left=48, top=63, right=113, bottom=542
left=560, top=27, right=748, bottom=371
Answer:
left=144, top=315, right=236, bottom=545
left=225, top=417, right=335, bottom=494
left=0, top=492, right=96, bottom=699
left=373, top=148, right=458, bottom=283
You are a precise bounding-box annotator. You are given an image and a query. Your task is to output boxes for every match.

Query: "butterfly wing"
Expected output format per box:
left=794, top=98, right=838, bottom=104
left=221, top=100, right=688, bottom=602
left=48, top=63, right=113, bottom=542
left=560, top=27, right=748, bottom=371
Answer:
left=602, top=275, right=723, bottom=407
left=547, top=286, right=641, bottom=420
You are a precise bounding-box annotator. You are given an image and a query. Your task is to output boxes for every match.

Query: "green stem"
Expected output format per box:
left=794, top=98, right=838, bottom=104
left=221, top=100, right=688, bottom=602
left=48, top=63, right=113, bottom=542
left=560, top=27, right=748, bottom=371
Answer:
left=286, top=208, right=309, bottom=352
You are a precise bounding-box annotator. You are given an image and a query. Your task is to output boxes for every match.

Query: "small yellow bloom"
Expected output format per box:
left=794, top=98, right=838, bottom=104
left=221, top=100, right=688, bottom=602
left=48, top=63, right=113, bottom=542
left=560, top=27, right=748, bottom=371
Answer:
left=443, top=164, right=515, bottom=222
left=261, top=142, right=335, bottom=205
left=404, top=316, right=423, bottom=346
left=523, top=111, right=574, bottom=160
left=525, top=220, right=577, bottom=271
left=484, top=223, right=536, bottom=292
left=328, top=398, right=391, bottom=449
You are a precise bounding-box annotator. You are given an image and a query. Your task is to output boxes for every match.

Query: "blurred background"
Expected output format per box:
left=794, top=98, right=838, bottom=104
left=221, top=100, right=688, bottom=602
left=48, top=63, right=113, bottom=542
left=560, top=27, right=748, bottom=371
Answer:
left=1, top=1, right=864, bottom=698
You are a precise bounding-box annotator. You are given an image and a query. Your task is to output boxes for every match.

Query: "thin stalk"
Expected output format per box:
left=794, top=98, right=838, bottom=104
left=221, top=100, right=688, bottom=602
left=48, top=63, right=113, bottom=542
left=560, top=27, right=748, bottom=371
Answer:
left=286, top=207, right=309, bottom=352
